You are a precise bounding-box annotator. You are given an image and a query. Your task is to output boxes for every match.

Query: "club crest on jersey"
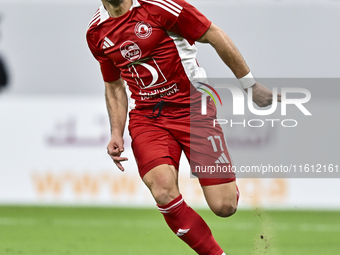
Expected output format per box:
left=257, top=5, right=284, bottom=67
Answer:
left=120, top=41, right=142, bottom=62
left=134, top=21, right=152, bottom=39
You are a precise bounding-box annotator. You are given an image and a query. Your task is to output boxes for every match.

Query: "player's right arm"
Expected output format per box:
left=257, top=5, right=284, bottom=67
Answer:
left=197, top=23, right=280, bottom=107
left=105, top=78, right=129, bottom=171
left=87, top=23, right=128, bottom=171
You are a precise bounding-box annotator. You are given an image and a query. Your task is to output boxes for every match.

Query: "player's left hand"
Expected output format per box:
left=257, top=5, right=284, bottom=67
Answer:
left=246, top=82, right=281, bottom=107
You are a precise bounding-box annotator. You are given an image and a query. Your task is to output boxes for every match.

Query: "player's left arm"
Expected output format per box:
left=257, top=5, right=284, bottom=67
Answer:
left=198, top=23, right=281, bottom=107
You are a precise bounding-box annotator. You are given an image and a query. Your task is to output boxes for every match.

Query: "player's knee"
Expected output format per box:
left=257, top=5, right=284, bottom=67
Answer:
left=152, top=186, right=178, bottom=205
left=149, top=174, right=179, bottom=205
left=143, top=165, right=179, bottom=205
left=212, top=202, right=237, bottom=218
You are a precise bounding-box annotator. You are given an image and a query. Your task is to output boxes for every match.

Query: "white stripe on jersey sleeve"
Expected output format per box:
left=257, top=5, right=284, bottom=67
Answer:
left=164, top=0, right=183, bottom=11
left=87, top=16, right=100, bottom=30
left=98, top=5, right=110, bottom=25
left=89, top=11, right=100, bottom=24
left=148, top=0, right=182, bottom=14
left=140, top=0, right=181, bottom=17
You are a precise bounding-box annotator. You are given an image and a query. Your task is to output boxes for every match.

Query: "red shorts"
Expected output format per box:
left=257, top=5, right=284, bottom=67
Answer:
left=128, top=100, right=235, bottom=186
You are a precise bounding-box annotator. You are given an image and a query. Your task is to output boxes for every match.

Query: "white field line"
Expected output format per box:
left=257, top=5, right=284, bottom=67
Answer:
left=1, top=218, right=340, bottom=232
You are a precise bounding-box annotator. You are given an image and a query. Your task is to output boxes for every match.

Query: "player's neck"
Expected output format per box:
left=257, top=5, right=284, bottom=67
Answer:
left=103, top=0, right=132, bottom=18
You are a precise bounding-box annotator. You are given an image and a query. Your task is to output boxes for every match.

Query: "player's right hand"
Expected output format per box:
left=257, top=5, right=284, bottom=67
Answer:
left=247, top=82, right=281, bottom=107
left=107, top=135, right=128, bottom=172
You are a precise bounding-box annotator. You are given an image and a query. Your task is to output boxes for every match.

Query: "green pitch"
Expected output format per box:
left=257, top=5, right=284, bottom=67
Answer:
left=0, top=206, right=339, bottom=255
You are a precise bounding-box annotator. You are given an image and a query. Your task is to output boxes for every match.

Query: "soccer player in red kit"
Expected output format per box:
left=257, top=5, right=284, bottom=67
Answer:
left=87, top=0, right=278, bottom=254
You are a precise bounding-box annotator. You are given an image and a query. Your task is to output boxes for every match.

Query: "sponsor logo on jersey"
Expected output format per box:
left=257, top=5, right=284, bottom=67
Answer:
left=139, top=83, right=179, bottom=100
left=120, top=41, right=142, bottom=62
left=134, top=21, right=152, bottom=39
left=215, top=152, right=230, bottom=164
left=102, top=37, right=115, bottom=49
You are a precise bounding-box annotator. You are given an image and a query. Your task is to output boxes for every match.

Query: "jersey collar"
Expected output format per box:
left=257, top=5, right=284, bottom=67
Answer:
left=131, top=0, right=141, bottom=9
left=98, top=0, right=141, bottom=25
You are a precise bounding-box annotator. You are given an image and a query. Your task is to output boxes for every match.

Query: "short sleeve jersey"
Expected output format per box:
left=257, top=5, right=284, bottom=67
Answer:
left=86, top=0, right=211, bottom=109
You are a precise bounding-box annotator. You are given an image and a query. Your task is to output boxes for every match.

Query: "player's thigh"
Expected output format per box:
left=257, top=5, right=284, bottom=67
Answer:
left=181, top=101, right=235, bottom=180
left=129, top=119, right=182, bottom=180
left=202, top=181, right=238, bottom=218
left=143, top=164, right=180, bottom=205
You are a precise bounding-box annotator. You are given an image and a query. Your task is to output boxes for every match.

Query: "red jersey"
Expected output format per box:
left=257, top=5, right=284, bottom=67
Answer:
left=86, top=0, right=211, bottom=109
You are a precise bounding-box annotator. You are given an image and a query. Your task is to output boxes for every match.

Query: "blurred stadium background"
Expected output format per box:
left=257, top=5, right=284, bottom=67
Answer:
left=0, top=0, right=339, bottom=254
